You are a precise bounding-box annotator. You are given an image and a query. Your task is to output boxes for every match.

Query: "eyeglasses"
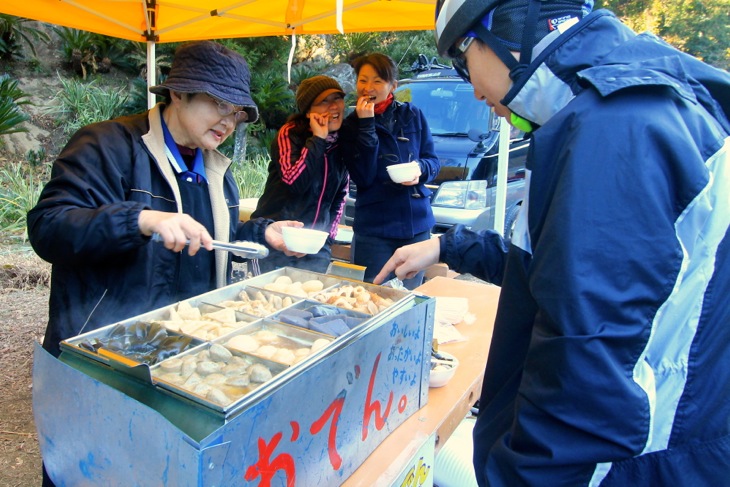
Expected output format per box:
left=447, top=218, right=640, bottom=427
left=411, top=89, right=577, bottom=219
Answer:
left=312, top=93, right=345, bottom=109
left=207, top=95, right=248, bottom=123
left=448, top=37, right=474, bottom=83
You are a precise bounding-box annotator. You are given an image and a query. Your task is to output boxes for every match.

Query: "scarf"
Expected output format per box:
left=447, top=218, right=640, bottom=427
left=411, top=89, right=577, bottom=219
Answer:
left=374, top=93, right=394, bottom=115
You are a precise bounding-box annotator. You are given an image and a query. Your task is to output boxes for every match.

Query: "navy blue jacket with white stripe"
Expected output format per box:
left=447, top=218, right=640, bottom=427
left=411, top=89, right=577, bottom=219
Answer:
left=440, top=9, right=730, bottom=486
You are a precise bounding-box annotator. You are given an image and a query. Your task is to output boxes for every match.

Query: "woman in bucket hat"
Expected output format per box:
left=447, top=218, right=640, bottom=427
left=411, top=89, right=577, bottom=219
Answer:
left=251, top=75, right=350, bottom=273
left=375, top=0, right=730, bottom=485
left=29, top=40, right=302, bottom=486
left=339, top=53, right=440, bottom=289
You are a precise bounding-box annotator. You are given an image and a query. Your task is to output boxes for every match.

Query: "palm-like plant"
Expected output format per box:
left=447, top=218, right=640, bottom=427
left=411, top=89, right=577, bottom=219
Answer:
left=329, top=32, right=381, bottom=63
left=52, top=26, right=98, bottom=77
left=0, top=74, right=30, bottom=136
left=250, top=69, right=296, bottom=131
left=0, top=14, right=51, bottom=59
left=290, top=64, right=322, bottom=86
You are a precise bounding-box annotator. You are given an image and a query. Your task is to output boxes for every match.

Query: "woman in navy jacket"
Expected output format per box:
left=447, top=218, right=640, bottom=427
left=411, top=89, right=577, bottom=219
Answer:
left=340, top=53, right=440, bottom=288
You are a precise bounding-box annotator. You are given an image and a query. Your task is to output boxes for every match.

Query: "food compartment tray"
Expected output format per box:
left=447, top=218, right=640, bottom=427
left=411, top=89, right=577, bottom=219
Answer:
left=215, top=319, right=335, bottom=366
left=243, top=268, right=342, bottom=298
left=151, top=342, right=287, bottom=413
left=202, top=286, right=303, bottom=320
left=309, top=279, right=411, bottom=315
left=154, top=300, right=258, bottom=342
left=272, top=299, right=369, bottom=337
left=61, top=318, right=204, bottom=369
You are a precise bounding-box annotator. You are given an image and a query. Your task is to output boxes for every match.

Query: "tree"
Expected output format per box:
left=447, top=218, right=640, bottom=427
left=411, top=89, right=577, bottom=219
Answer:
left=597, top=0, right=729, bottom=70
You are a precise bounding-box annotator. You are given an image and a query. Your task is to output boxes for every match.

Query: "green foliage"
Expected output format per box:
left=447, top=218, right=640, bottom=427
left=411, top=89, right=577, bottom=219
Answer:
left=596, top=0, right=729, bottom=70
left=52, top=26, right=142, bottom=77
left=248, top=128, right=278, bottom=159
left=52, top=26, right=95, bottom=61
left=383, top=31, right=443, bottom=72
left=290, top=64, right=323, bottom=86
left=222, top=37, right=291, bottom=72
left=655, top=0, right=729, bottom=70
left=92, top=35, right=140, bottom=75
left=0, top=160, right=48, bottom=234
left=230, top=153, right=270, bottom=199
left=127, top=41, right=175, bottom=85
left=47, top=75, right=130, bottom=134
left=25, top=148, right=48, bottom=169
left=328, top=32, right=382, bottom=63
left=322, top=30, right=441, bottom=70
left=0, top=14, right=51, bottom=59
left=122, top=77, right=152, bottom=115
left=0, top=97, right=29, bottom=137
left=0, top=74, right=30, bottom=136
left=250, top=69, right=296, bottom=130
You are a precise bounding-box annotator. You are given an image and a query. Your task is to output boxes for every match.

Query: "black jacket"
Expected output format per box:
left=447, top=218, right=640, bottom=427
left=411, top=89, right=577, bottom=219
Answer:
left=251, top=118, right=348, bottom=238
left=27, top=104, right=271, bottom=356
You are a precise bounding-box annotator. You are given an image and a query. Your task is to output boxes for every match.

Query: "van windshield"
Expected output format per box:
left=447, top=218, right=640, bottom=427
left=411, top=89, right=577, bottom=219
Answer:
left=395, top=81, right=493, bottom=136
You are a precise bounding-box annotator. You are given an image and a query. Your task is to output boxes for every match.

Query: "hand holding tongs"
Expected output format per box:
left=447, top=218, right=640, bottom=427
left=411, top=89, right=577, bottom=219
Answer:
left=151, top=233, right=269, bottom=259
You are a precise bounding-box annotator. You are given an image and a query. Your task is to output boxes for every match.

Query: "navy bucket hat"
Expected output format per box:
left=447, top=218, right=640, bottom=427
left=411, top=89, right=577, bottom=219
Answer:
left=150, top=41, right=259, bottom=123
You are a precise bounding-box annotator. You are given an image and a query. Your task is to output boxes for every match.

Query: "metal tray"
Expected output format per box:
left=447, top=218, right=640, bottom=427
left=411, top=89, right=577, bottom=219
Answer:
left=150, top=342, right=288, bottom=413
left=61, top=317, right=205, bottom=370
left=309, top=279, right=411, bottom=315
left=271, top=299, right=369, bottom=338
left=243, top=267, right=342, bottom=298
left=202, top=286, right=303, bottom=320
left=215, top=318, right=335, bottom=365
left=155, top=300, right=258, bottom=341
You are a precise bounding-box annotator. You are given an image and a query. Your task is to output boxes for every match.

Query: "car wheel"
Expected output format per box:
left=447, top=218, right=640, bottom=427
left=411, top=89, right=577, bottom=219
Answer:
left=504, top=204, right=522, bottom=240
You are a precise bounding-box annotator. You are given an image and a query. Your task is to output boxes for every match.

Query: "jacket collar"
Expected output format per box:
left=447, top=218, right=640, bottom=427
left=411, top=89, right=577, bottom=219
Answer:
left=504, top=10, right=638, bottom=127
left=504, top=9, right=726, bottom=130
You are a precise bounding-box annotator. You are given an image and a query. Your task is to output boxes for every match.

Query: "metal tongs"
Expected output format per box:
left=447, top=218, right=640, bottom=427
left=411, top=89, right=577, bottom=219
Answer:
left=151, top=233, right=269, bottom=259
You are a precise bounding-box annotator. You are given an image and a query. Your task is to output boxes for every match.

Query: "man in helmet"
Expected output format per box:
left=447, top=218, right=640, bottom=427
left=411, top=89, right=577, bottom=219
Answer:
left=375, top=1, right=730, bottom=485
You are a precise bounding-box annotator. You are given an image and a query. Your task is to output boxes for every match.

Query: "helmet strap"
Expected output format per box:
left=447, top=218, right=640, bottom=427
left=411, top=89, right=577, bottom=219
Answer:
left=519, top=0, right=544, bottom=69
left=472, top=23, right=521, bottom=76
left=472, top=0, right=544, bottom=82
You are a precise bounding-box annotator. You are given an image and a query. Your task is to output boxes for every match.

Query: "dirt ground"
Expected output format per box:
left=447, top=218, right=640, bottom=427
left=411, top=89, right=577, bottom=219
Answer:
left=0, top=29, right=69, bottom=485
left=0, top=240, right=50, bottom=486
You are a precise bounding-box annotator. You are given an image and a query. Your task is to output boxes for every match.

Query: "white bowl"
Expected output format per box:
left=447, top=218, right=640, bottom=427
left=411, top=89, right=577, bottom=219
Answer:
left=281, top=227, right=329, bottom=254
left=386, top=162, right=420, bottom=183
left=429, top=350, right=459, bottom=388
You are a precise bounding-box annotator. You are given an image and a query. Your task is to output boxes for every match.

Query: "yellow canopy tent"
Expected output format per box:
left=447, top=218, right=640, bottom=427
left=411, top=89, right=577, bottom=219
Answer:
left=1, top=0, right=437, bottom=106
left=0, top=0, right=437, bottom=41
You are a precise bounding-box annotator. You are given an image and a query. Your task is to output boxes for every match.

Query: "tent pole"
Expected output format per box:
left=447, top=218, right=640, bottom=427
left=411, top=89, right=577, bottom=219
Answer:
left=147, top=41, right=156, bottom=109
left=493, top=117, right=509, bottom=235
